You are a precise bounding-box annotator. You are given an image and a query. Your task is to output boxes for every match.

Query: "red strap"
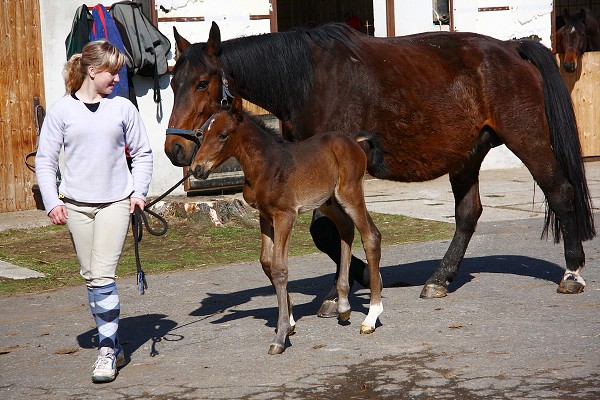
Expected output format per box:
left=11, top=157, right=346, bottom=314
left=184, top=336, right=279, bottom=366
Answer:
left=91, top=5, right=109, bottom=40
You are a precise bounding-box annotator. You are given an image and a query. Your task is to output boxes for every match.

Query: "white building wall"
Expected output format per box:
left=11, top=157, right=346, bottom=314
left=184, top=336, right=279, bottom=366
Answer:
left=394, top=1, right=436, bottom=36
left=372, top=0, right=388, bottom=37
left=156, top=0, right=272, bottom=44
left=453, top=0, right=553, bottom=46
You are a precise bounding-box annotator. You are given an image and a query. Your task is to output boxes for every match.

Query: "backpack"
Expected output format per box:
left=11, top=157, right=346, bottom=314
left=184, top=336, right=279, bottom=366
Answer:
left=109, top=1, right=171, bottom=103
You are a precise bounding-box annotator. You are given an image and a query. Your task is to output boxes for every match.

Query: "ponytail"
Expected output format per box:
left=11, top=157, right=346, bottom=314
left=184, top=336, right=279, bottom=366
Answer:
left=64, top=54, right=85, bottom=94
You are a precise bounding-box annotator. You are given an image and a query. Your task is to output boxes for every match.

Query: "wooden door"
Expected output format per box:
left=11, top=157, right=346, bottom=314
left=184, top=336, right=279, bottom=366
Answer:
left=0, top=0, right=46, bottom=212
left=558, top=52, right=600, bottom=158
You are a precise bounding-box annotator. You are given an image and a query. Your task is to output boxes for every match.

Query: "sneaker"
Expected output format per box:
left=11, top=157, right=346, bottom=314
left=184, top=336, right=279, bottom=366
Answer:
left=91, top=346, right=126, bottom=383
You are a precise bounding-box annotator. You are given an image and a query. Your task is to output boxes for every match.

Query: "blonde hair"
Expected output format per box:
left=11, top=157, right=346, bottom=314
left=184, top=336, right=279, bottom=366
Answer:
left=63, top=40, right=126, bottom=93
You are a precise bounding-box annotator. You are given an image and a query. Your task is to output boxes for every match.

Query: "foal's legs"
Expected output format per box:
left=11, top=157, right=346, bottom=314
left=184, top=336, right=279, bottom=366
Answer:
left=421, top=150, right=488, bottom=298
left=259, top=215, right=296, bottom=354
left=333, top=165, right=383, bottom=333
left=312, top=210, right=371, bottom=317
left=317, top=203, right=355, bottom=321
left=311, top=210, right=371, bottom=285
left=338, top=201, right=383, bottom=334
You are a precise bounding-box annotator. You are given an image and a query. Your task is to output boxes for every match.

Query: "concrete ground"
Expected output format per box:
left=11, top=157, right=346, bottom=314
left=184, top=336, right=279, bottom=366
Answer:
left=0, top=162, right=599, bottom=399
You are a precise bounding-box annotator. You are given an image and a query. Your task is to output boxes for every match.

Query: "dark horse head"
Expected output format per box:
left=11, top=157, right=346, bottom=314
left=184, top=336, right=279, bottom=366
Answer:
left=165, top=23, right=231, bottom=166
left=556, top=8, right=600, bottom=73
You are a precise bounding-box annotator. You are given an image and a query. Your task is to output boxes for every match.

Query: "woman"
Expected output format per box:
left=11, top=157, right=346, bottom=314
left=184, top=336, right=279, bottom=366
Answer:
left=35, top=40, right=153, bottom=383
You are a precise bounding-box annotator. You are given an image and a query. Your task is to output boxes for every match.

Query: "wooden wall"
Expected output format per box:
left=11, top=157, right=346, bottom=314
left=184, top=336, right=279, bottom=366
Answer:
left=0, top=0, right=46, bottom=212
left=558, top=52, right=600, bottom=158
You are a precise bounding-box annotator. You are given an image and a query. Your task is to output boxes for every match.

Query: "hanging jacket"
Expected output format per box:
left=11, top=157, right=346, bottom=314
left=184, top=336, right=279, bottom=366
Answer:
left=65, top=4, right=93, bottom=60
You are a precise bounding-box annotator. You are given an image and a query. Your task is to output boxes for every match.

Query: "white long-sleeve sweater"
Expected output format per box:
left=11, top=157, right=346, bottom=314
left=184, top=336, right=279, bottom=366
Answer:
left=35, top=94, right=153, bottom=212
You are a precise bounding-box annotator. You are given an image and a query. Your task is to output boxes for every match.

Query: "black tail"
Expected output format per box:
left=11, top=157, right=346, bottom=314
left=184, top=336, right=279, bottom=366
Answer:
left=517, top=40, right=595, bottom=242
left=355, top=131, right=391, bottom=179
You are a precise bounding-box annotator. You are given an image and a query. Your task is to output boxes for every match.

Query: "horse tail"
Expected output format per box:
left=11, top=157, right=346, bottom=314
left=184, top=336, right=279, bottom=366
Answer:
left=355, top=131, right=390, bottom=179
left=516, top=40, right=595, bottom=242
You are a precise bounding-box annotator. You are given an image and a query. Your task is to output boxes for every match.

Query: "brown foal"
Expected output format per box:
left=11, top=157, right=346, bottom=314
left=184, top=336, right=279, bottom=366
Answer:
left=190, top=95, right=383, bottom=355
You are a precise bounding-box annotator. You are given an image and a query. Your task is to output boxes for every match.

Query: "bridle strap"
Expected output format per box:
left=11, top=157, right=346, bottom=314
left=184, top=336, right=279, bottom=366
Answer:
left=166, top=113, right=216, bottom=139
left=198, top=114, right=214, bottom=135
left=165, top=128, right=197, bottom=137
left=166, top=71, right=231, bottom=138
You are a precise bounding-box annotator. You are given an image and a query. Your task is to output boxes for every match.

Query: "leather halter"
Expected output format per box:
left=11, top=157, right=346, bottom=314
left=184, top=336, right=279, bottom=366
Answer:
left=164, top=115, right=213, bottom=143
left=165, top=72, right=233, bottom=141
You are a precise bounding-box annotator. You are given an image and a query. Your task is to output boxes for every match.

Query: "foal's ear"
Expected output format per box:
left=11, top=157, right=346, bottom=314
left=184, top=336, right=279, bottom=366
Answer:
left=173, top=27, right=191, bottom=58
left=207, top=22, right=222, bottom=58
left=231, top=96, right=244, bottom=121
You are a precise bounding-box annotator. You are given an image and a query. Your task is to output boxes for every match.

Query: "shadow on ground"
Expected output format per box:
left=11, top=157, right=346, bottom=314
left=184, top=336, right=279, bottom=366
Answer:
left=77, top=313, right=179, bottom=358
left=183, top=255, right=563, bottom=328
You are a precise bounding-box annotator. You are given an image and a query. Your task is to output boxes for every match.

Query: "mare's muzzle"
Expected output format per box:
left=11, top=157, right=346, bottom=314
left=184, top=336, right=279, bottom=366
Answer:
left=165, top=114, right=215, bottom=166
left=165, top=128, right=201, bottom=166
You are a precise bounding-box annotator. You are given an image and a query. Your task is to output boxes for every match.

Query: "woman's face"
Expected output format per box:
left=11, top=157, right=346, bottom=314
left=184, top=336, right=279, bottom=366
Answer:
left=90, top=67, right=120, bottom=96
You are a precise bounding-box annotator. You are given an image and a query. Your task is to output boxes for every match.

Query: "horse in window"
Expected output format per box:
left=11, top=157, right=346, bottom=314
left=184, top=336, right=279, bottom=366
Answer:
left=556, top=8, right=600, bottom=72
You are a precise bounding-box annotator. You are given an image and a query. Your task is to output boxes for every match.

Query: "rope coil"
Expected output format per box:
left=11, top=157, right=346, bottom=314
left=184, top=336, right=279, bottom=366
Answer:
left=131, top=171, right=192, bottom=294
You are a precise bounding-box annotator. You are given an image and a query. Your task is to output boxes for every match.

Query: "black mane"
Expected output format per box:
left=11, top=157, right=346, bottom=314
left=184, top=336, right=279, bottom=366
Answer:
left=219, top=23, right=359, bottom=121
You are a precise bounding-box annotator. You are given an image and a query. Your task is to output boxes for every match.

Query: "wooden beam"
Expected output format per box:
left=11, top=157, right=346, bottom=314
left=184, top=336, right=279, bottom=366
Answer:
left=158, top=14, right=271, bottom=23
left=386, top=0, right=395, bottom=37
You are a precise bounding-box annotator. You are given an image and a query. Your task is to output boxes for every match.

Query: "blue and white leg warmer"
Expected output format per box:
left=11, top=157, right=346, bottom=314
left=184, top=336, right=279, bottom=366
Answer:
left=87, top=282, right=121, bottom=349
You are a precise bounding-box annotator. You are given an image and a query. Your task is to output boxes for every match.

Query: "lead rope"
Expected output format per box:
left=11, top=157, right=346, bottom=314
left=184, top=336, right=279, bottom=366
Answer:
left=132, top=170, right=192, bottom=294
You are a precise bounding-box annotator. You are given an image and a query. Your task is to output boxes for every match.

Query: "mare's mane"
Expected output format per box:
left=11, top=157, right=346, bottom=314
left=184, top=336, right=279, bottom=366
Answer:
left=182, top=23, right=360, bottom=119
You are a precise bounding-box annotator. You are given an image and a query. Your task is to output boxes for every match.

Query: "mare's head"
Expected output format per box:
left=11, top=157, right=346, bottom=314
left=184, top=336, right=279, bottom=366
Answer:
left=557, top=8, right=592, bottom=72
left=165, top=22, right=230, bottom=166
left=190, top=95, right=244, bottom=180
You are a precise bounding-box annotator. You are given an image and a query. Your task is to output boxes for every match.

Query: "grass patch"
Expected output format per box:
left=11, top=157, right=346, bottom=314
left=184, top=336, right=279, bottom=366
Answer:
left=0, top=212, right=453, bottom=295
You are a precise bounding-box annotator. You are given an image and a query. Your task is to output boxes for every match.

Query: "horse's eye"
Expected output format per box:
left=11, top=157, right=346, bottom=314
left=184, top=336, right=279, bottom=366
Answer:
left=196, top=80, right=209, bottom=91
left=218, top=131, right=229, bottom=141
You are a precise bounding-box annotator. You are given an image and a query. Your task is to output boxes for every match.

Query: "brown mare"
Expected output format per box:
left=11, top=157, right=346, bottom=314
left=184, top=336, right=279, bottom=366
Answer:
left=165, top=22, right=595, bottom=316
left=556, top=8, right=600, bottom=72
left=190, top=94, right=383, bottom=354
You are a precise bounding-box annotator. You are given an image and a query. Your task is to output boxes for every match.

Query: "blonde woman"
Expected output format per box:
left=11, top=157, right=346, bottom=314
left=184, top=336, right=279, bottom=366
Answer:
left=35, top=40, right=153, bottom=383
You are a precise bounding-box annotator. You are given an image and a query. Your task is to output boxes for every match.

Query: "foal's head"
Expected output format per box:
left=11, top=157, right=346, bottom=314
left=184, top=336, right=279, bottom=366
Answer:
left=190, top=96, right=245, bottom=180
left=165, top=22, right=231, bottom=166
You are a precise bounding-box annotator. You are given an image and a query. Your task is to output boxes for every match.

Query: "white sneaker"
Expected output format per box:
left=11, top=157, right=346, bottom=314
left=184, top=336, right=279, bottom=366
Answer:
left=92, top=346, right=126, bottom=383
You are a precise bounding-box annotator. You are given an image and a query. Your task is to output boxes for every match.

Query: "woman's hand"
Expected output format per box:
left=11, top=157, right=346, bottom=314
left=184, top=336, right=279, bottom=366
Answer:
left=48, top=205, right=68, bottom=225
left=130, top=197, right=146, bottom=213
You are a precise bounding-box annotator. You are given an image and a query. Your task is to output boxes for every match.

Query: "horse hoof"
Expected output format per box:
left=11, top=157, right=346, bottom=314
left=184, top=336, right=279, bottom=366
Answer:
left=338, top=309, right=351, bottom=322
left=360, top=325, right=375, bottom=335
left=268, top=344, right=285, bottom=355
left=317, top=300, right=339, bottom=318
left=288, top=325, right=296, bottom=336
left=557, top=280, right=585, bottom=294
left=420, top=284, right=447, bottom=299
